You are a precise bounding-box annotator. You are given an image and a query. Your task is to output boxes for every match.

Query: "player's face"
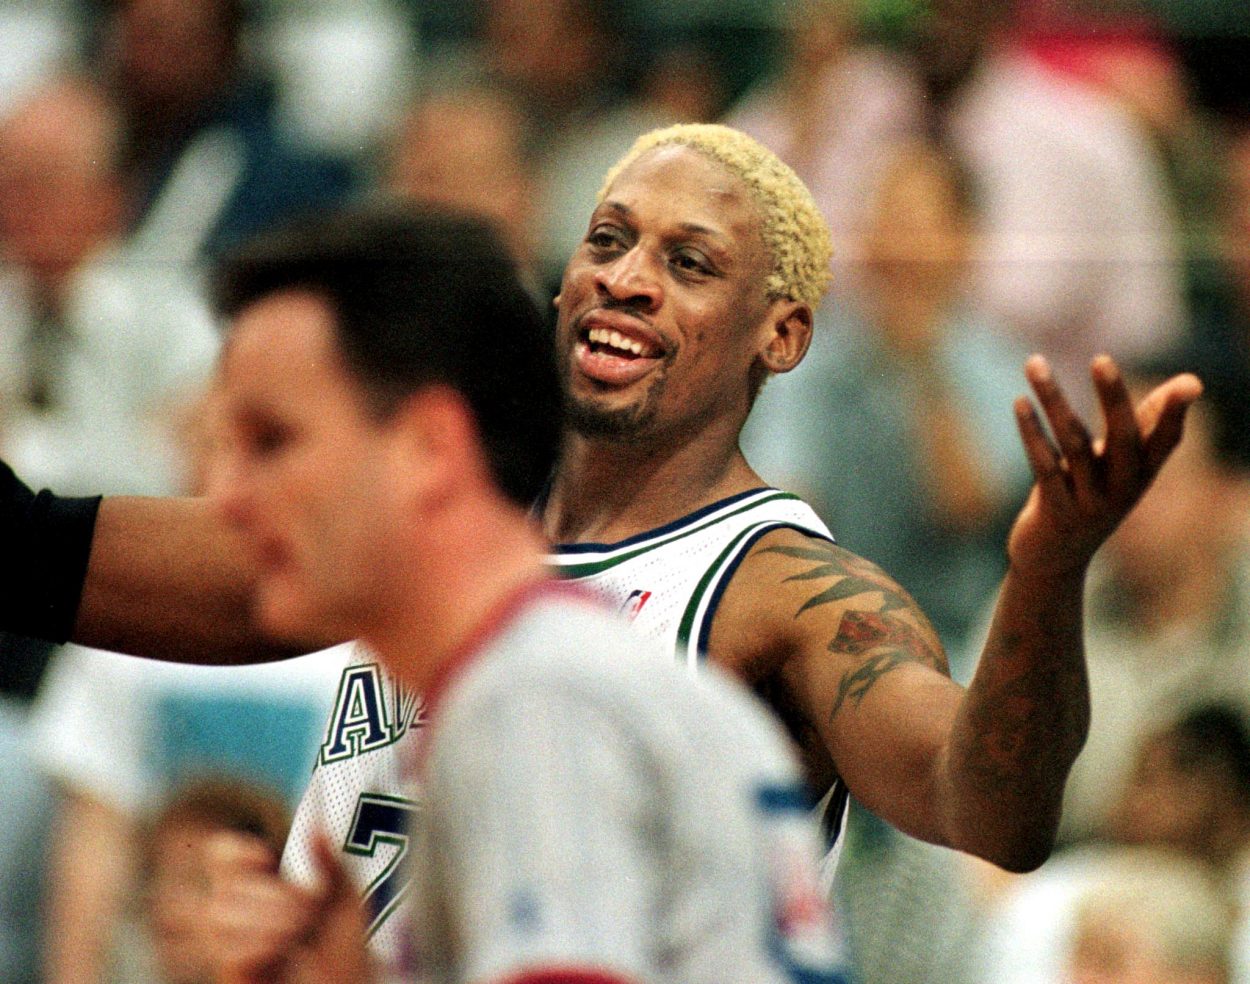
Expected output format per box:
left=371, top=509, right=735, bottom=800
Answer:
left=555, top=145, right=778, bottom=441
left=207, top=290, right=407, bottom=641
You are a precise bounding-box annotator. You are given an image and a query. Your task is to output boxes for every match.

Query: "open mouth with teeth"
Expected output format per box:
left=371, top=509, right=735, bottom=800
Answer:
left=584, top=326, right=660, bottom=358
left=575, top=323, right=665, bottom=386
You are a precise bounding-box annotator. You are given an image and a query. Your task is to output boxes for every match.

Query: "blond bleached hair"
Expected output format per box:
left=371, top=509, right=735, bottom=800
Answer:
left=598, top=123, right=833, bottom=308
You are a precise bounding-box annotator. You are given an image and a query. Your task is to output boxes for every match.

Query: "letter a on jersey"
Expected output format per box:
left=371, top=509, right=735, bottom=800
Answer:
left=322, top=664, right=393, bottom=763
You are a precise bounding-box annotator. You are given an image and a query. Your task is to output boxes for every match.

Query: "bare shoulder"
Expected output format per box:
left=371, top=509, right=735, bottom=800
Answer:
left=709, top=527, right=949, bottom=712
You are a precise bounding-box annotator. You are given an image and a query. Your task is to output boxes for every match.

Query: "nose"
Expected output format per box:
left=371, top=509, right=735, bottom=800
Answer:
left=593, top=245, right=662, bottom=312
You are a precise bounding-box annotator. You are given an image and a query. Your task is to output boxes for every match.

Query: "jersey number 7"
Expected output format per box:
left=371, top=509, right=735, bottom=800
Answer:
left=345, top=792, right=419, bottom=937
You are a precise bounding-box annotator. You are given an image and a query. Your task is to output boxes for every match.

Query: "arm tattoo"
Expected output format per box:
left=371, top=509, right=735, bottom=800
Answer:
left=962, top=629, right=1087, bottom=796
left=760, top=542, right=945, bottom=721
left=826, top=611, right=942, bottom=717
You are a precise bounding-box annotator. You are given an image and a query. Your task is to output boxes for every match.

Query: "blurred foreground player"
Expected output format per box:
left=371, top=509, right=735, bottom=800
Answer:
left=201, top=203, right=849, bottom=984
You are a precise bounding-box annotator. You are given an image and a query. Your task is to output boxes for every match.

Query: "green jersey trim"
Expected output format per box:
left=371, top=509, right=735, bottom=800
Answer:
left=550, top=489, right=803, bottom=579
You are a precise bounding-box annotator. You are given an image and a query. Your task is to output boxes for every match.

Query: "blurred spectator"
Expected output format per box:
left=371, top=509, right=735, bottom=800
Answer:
left=975, top=706, right=1250, bottom=984
left=98, top=0, right=356, bottom=263
left=1057, top=364, right=1250, bottom=845
left=908, top=0, right=1185, bottom=418
left=730, top=0, right=1185, bottom=418
left=472, top=0, right=729, bottom=288
left=727, top=0, right=916, bottom=293
left=1107, top=705, right=1250, bottom=872
left=114, top=778, right=290, bottom=984
left=30, top=643, right=345, bottom=984
left=384, top=72, right=544, bottom=289
left=478, top=0, right=627, bottom=131
left=635, top=39, right=727, bottom=128
left=0, top=75, right=218, bottom=498
left=1066, top=847, right=1235, bottom=984
left=1025, top=19, right=1250, bottom=457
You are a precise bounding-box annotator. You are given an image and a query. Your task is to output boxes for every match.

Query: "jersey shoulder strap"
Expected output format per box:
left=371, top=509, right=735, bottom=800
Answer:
left=549, top=488, right=834, bottom=670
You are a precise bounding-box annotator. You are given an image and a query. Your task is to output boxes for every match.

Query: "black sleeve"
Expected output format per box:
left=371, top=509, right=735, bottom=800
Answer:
left=0, top=460, right=101, bottom=643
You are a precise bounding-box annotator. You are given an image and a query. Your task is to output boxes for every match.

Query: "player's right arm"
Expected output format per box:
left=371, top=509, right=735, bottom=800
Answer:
left=74, top=494, right=337, bottom=663
left=0, top=458, right=327, bottom=663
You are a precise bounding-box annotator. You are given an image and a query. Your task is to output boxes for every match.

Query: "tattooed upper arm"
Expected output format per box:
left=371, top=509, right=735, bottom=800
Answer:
left=753, top=535, right=949, bottom=723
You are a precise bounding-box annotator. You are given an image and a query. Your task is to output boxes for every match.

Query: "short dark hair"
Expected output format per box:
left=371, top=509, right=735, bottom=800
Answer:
left=215, top=202, right=563, bottom=507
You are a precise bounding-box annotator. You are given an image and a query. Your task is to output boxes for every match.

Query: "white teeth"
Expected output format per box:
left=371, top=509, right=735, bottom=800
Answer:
left=586, top=325, right=651, bottom=357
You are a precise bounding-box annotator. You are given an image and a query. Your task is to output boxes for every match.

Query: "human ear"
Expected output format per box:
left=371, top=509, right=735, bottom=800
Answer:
left=758, top=301, right=813, bottom=375
left=389, top=386, right=480, bottom=506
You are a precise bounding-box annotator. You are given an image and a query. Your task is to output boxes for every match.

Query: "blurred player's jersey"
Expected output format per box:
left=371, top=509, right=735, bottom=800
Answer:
left=407, top=581, right=849, bottom=984
left=281, top=487, right=846, bottom=979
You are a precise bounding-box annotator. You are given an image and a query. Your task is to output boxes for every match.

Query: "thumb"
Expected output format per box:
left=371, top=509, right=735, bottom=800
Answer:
left=308, top=830, right=354, bottom=904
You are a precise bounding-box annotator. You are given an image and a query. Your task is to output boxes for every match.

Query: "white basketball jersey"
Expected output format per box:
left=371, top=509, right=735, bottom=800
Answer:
left=282, top=487, right=848, bottom=979
left=548, top=487, right=835, bottom=670
left=280, top=646, right=423, bottom=974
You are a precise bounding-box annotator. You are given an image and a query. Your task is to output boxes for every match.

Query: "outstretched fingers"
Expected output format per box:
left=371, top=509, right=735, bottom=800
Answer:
left=1137, top=371, right=1204, bottom=476
left=1019, top=355, right=1097, bottom=497
left=1007, top=354, right=1202, bottom=575
left=1089, top=355, right=1143, bottom=503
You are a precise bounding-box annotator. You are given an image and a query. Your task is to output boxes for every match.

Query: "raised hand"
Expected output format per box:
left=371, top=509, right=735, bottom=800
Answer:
left=1007, top=353, right=1203, bottom=578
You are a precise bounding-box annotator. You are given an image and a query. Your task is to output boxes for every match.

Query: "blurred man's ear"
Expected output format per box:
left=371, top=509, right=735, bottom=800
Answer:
left=758, top=300, right=813, bottom=376
left=389, top=385, right=488, bottom=506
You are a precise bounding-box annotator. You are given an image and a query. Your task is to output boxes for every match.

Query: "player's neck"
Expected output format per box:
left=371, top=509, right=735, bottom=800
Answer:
left=362, top=497, right=551, bottom=695
left=544, top=426, right=764, bottom=545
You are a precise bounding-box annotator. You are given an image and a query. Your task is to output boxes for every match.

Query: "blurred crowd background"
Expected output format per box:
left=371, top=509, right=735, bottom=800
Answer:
left=0, top=0, right=1249, bottom=982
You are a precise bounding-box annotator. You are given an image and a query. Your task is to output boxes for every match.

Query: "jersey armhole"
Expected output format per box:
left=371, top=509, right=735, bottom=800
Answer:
left=680, top=521, right=835, bottom=666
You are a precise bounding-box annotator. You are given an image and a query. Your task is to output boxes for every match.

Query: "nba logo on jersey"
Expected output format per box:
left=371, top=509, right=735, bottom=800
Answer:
left=619, top=590, right=652, bottom=621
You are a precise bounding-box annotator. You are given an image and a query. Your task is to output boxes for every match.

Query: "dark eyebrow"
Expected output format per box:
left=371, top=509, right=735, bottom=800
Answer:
left=598, top=200, right=633, bottom=220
